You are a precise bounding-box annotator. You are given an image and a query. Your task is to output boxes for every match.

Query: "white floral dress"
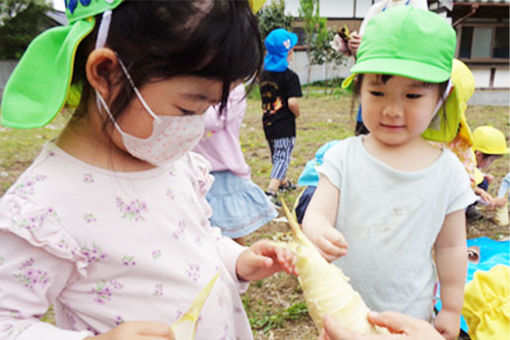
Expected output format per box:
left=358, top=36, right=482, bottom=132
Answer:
left=0, top=142, right=252, bottom=340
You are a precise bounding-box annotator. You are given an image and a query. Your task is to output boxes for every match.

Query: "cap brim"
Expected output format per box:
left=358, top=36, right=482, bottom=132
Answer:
left=289, top=33, right=298, bottom=49
left=351, top=58, right=451, bottom=83
left=1, top=18, right=95, bottom=129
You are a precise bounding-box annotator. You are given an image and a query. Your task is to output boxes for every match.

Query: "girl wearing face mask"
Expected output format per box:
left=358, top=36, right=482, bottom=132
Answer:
left=0, top=1, right=296, bottom=339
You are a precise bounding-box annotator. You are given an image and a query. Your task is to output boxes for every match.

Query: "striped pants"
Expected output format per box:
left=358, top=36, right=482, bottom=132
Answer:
left=268, top=137, right=296, bottom=181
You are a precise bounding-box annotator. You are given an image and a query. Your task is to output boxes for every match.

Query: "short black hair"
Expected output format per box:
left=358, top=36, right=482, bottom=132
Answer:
left=72, top=0, right=262, bottom=120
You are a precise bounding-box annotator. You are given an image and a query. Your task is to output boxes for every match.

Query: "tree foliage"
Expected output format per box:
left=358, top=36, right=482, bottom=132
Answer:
left=257, top=0, right=294, bottom=42
left=310, top=28, right=348, bottom=93
left=0, top=0, right=53, bottom=60
left=298, top=0, right=322, bottom=96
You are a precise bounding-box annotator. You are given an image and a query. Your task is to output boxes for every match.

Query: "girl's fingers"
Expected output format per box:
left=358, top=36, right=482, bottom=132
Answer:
left=325, top=230, right=349, bottom=249
left=318, top=236, right=348, bottom=260
left=367, top=311, right=411, bottom=334
left=323, top=315, right=356, bottom=339
left=135, top=322, right=172, bottom=336
left=253, top=253, right=273, bottom=268
left=141, top=336, right=174, bottom=340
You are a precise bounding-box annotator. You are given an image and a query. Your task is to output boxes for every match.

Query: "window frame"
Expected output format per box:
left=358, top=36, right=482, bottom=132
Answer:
left=456, top=22, right=509, bottom=64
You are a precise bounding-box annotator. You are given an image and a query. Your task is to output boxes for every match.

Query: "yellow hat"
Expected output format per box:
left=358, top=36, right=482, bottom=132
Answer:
left=422, top=59, right=475, bottom=144
left=248, top=0, right=266, bottom=13
left=473, top=126, right=510, bottom=155
left=462, top=265, right=510, bottom=340
left=473, top=167, right=485, bottom=186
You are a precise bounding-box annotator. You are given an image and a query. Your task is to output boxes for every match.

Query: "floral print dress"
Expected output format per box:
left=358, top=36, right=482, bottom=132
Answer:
left=0, top=142, right=252, bottom=340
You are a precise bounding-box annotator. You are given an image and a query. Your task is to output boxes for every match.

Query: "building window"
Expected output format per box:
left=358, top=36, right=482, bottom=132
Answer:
left=459, top=27, right=473, bottom=59
left=458, top=24, right=509, bottom=61
left=293, top=27, right=306, bottom=47
left=493, top=27, right=509, bottom=58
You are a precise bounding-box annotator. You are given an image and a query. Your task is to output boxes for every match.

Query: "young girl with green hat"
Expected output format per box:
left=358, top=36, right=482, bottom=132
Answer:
left=0, top=1, right=297, bottom=339
left=302, top=7, right=477, bottom=340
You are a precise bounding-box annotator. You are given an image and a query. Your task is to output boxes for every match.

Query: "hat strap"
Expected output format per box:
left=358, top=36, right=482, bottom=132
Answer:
left=432, top=78, right=453, bottom=117
left=95, top=10, right=112, bottom=49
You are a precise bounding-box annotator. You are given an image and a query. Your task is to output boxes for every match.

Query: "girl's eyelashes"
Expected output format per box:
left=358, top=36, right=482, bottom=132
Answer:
left=406, top=93, right=422, bottom=99
left=179, top=108, right=196, bottom=116
left=369, top=91, right=384, bottom=97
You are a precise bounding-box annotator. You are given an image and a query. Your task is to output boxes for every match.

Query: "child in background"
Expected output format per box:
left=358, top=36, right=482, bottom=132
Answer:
left=260, top=28, right=303, bottom=206
left=294, top=140, right=339, bottom=224
left=193, top=84, right=277, bottom=245
left=473, top=126, right=509, bottom=202
left=466, top=126, right=509, bottom=219
left=494, top=172, right=510, bottom=226
left=302, top=7, right=476, bottom=340
left=0, top=1, right=296, bottom=339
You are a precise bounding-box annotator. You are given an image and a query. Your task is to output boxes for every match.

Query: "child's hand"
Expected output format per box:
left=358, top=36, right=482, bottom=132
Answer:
left=473, top=187, right=495, bottom=206
left=347, top=32, right=362, bottom=57
left=310, top=227, right=348, bottom=262
left=494, top=196, right=508, bottom=208
left=320, top=312, right=445, bottom=340
left=236, top=240, right=297, bottom=281
left=85, top=321, right=173, bottom=340
left=434, top=309, right=460, bottom=340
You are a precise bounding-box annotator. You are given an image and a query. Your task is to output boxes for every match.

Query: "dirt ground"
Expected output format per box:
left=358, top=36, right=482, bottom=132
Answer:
left=0, top=94, right=508, bottom=339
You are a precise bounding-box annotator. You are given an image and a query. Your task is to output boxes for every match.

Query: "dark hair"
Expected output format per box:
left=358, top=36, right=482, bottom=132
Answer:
left=72, top=0, right=262, bottom=120
left=352, top=74, right=449, bottom=95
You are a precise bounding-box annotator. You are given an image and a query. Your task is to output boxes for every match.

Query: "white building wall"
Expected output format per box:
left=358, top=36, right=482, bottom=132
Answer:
left=356, top=0, right=374, bottom=18
left=284, top=0, right=301, bottom=16
left=494, top=67, right=510, bottom=88
left=282, top=0, right=376, bottom=18
left=471, top=68, right=491, bottom=88
left=0, top=60, right=18, bottom=98
left=289, top=50, right=354, bottom=85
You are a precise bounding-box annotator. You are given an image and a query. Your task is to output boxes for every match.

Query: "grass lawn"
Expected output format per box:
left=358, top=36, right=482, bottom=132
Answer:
left=0, top=91, right=508, bottom=339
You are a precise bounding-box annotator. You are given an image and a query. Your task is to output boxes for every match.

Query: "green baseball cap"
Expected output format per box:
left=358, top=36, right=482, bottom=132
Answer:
left=351, top=6, right=456, bottom=83
left=1, top=0, right=123, bottom=129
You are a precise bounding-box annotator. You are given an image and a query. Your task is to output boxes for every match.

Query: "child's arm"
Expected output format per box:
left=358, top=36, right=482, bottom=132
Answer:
left=433, top=209, right=467, bottom=340
left=0, top=231, right=95, bottom=339
left=288, top=97, right=300, bottom=118
left=302, top=174, right=348, bottom=262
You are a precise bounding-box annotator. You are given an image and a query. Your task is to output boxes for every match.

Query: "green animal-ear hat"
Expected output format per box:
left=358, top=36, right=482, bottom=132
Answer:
left=1, top=0, right=267, bottom=129
left=1, top=0, right=123, bottom=129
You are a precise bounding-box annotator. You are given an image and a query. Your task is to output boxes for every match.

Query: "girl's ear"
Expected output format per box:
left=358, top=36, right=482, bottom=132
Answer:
left=85, top=48, right=121, bottom=100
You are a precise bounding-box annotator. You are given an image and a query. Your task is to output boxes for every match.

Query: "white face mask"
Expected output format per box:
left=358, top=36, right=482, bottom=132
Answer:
left=95, top=59, right=205, bottom=166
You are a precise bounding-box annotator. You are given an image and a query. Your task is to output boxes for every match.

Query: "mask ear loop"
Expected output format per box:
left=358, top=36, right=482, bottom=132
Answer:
left=96, top=89, right=125, bottom=134
left=93, top=10, right=162, bottom=126
left=95, top=10, right=113, bottom=114
left=115, top=57, right=163, bottom=125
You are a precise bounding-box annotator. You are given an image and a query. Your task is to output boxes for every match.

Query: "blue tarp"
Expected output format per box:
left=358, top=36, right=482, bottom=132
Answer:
left=435, top=237, right=510, bottom=332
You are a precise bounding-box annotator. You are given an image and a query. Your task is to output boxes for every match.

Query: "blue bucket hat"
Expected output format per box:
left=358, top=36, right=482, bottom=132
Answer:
left=264, top=28, right=298, bottom=72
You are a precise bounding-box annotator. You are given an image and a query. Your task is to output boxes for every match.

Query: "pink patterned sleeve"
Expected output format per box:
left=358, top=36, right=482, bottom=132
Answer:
left=0, top=192, right=93, bottom=339
left=210, top=227, right=249, bottom=292
left=0, top=231, right=93, bottom=339
left=185, top=152, right=249, bottom=290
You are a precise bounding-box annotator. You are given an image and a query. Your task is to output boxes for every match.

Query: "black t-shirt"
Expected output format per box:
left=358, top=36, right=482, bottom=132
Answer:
left=259, top=69, right=302, bottom=139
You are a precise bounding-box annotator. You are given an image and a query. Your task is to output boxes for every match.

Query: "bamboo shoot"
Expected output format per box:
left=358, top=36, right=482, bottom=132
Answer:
left=281, top=198, right=387, bottom=334
left=170, top=271, right=220, bottom=340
